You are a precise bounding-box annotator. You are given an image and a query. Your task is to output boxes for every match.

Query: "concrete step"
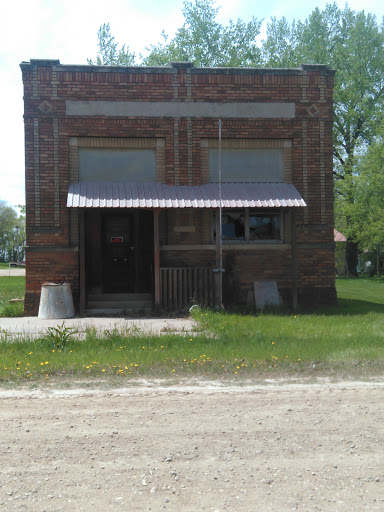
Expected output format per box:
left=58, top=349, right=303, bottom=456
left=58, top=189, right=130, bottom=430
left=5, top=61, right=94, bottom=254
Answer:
left=88, top=293, right=152, bottom=303
left=87, top=301, right=153, bottom=309
left=86, top=307, right=152, bottom=315
left=86, top=293, right=153, bottom=314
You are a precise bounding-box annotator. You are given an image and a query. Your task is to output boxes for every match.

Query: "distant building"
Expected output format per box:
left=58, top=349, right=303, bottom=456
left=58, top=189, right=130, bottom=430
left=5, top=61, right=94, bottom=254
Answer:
left=20, top=60, right=336, bottom=314
left=334, top=229, right=347, bottom=242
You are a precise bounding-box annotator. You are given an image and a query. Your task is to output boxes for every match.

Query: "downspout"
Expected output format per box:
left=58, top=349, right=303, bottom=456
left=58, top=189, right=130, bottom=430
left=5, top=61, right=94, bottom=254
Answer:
left=291, top=209, right=298, bottom=311
left=214, top=119, right=223, bottom=308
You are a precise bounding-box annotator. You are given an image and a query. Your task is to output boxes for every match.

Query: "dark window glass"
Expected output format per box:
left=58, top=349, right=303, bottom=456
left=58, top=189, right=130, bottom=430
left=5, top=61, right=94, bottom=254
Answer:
left=213, top=210, right=282, bottom=242
left=221, top=212, right=245, bottom=240
left=249, top=213, right=280, bottom=240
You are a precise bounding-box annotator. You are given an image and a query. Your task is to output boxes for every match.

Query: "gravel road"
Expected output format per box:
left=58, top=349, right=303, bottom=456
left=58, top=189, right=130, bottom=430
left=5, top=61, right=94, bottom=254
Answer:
left=1, top=381, right=383, bottom=511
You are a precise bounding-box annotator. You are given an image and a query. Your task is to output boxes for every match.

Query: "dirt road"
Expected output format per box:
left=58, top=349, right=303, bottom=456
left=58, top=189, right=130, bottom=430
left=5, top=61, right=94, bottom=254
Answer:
left=1, top=381, right=383, bottom=511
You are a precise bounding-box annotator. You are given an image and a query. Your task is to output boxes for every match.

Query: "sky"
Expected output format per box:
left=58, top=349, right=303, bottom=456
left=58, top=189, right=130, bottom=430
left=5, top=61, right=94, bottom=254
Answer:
left=1, top=0, right=384, bottom=210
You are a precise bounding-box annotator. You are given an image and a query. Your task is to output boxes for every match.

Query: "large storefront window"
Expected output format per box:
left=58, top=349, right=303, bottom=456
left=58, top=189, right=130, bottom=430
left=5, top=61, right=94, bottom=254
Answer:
left=213, top=209, right=282, bottom=243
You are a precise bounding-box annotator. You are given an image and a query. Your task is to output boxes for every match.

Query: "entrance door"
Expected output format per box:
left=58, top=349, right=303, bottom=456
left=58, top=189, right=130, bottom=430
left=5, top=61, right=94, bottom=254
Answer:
left=101, top=211, right=154, bottom=293
left=103, top=214, right=134, bottom=293
left=84, top=210, right=154, bottom=295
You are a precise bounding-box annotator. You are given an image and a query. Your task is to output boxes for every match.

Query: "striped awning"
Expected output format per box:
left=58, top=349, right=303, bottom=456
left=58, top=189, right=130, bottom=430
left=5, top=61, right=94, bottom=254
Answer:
left=67, top=182, right=306, bottom=209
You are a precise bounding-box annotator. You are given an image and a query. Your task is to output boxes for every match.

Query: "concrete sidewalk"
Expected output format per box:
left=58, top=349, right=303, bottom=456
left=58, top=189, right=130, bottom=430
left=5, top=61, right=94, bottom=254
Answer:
left=0, top=268, right=25, bottom=277
left=0, top=316, right=196, bottom=339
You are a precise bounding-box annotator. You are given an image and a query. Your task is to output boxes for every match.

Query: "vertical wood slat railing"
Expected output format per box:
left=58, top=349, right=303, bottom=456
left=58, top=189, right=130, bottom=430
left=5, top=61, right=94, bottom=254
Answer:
left=160, top=267, right=215, bottom=309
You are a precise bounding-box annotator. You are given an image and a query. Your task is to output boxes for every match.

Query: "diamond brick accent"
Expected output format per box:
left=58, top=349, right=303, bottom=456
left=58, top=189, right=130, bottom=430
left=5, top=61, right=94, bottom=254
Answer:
left=306, top=104, right=319, bottom=118
left=38, top=100, right=53, bottom=114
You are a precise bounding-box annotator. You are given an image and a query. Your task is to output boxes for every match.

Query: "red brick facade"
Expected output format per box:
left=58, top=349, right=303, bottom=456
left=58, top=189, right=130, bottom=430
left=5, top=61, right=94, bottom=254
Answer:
left=21, top=59, right=336, bottom=314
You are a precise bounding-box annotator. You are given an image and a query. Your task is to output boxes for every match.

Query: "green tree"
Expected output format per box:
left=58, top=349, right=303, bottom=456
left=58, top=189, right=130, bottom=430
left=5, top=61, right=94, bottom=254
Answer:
left=350, top=133, right=384, bottom=250
left=144, top=0, right=262, bottom=67
left=262, top=4, right=384, bottom=275
left=0, top=200, right=25, bottom=262
left=296, top=6, right=384, bottom=172
left=261, top=17, right=299, bottom=67
left=89, top=1, right=262, bottom=68
left=87, top=23, right=136, bottom=66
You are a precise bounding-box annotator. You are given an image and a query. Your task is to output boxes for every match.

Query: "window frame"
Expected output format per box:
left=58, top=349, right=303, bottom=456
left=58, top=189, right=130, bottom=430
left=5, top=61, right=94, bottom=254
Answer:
left=212, top=208, right=284, bottom=244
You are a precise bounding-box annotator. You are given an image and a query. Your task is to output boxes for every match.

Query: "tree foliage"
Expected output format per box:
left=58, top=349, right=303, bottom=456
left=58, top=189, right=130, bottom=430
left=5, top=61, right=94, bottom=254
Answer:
left=261, top=17, right=299, bottom=68
left=87, top=23, right=136, bottom=66
left=349, top=132, right=384, bottom=249
left=262, top=5, right=384, bottom=180
left=260, top=4, right=384, bottom=274
left=89, top=1, right=262, bottom=68
left=0, top=201, right=26, bottom=262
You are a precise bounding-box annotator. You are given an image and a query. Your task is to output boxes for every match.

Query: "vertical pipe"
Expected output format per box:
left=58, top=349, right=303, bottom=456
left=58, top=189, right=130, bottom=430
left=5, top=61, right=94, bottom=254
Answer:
left=154, top=208, right=160, bottom=308
left=215, top=209, right=221, bottom=307
left=218, top=119, right=223, bottom=308
left=79, top=209, right=86, bottom=314
left=97, top=210, right=103, bottom=294
left=291, top=210, right=298, bottom=311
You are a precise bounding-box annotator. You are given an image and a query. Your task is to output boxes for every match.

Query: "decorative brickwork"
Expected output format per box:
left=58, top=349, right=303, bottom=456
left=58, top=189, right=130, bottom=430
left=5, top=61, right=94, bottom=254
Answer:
left=21, top=60, right=337, bottom=314
left=320, top=120, right=326, bottom=224
left=302, top=120, right=309, bottom=224
left=33, top=118, right=40, bottom=227
left=173, top=119, right=180, bottom=185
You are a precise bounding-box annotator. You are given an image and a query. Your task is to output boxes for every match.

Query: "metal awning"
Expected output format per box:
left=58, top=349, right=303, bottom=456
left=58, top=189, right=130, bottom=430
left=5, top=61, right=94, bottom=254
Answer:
left=67, top=182, right=306, bottom=208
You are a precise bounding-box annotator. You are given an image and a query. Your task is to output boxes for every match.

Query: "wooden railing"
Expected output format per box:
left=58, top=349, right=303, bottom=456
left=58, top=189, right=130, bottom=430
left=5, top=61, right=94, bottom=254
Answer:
left=160, top=267, right=215, bottom=309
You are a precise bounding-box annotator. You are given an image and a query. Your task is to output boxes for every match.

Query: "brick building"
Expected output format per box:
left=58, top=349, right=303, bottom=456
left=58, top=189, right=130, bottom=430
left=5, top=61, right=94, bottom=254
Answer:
left=20, top=59, right=336, bottom=315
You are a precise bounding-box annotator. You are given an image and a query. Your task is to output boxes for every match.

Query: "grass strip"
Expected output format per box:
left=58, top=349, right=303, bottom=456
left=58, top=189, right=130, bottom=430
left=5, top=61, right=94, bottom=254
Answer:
left=1, top=276, right=384, bottom=382
left=0, top=276, right=25, bottom=317
left=1, top=308, right=384, bottom=382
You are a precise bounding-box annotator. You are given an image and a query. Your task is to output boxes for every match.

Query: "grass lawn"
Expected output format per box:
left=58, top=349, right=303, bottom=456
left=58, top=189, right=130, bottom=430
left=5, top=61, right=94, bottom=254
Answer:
left=334, top=277, right=384, bottom=311
left=0, top=277, right=384, bottom=383
left=0, top=276, right=25, bottom=317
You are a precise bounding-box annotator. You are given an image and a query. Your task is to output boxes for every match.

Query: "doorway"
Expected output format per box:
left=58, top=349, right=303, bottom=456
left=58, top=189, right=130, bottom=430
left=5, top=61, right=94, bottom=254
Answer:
left=84, top=210, right=154, bottom=295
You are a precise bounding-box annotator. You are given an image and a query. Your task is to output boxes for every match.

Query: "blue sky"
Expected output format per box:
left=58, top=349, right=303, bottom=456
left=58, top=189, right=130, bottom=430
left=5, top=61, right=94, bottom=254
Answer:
left=1, top=0, right=384, bottom=208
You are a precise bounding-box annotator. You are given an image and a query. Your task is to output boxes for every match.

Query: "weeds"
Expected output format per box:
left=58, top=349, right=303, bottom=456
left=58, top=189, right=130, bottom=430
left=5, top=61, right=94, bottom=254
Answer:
left=0, top=301, right=24, bottom=317
left=44, top=322, right=77, bottom=350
